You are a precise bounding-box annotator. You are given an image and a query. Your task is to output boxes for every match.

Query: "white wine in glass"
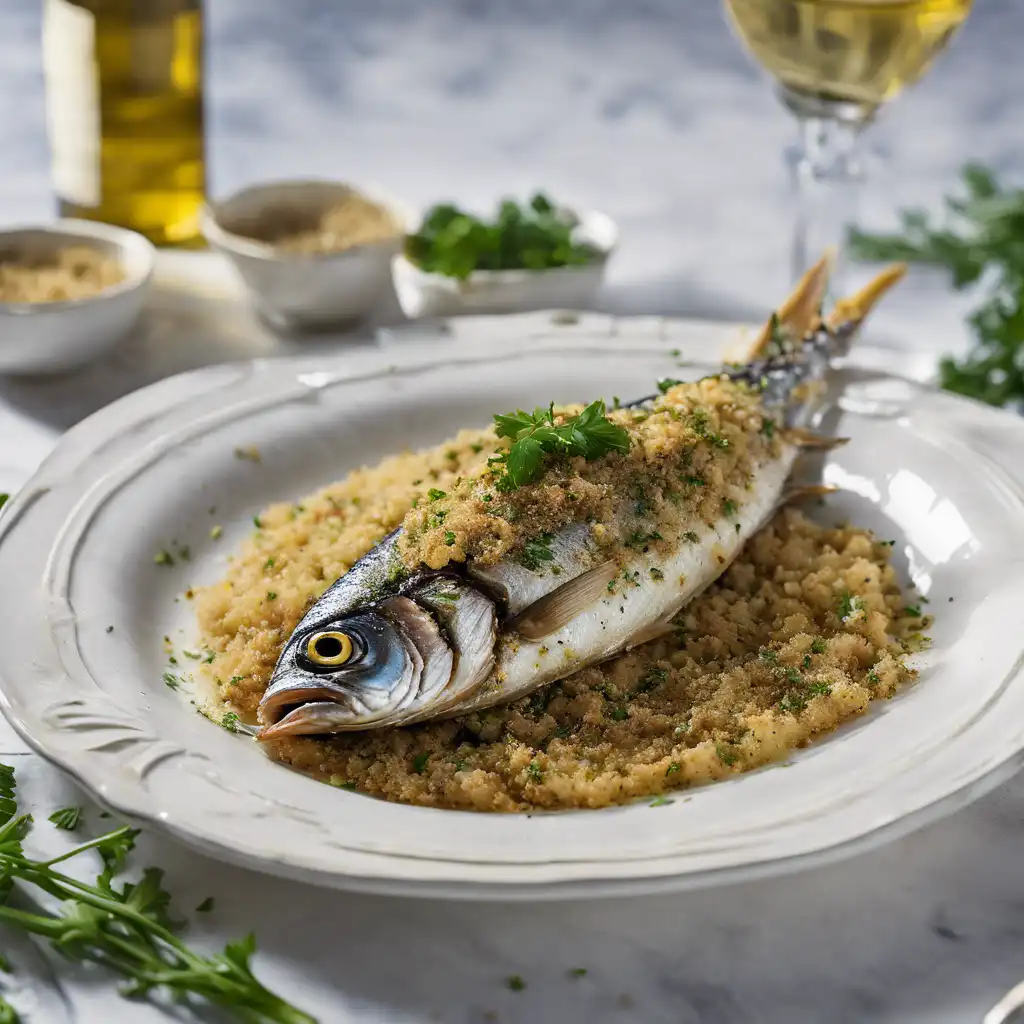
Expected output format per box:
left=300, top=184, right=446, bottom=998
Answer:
left=723, top=0, right=973, bottom=285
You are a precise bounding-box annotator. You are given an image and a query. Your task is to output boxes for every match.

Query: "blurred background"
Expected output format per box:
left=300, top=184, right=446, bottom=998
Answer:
left=2, top=0, right=1021, bottom=340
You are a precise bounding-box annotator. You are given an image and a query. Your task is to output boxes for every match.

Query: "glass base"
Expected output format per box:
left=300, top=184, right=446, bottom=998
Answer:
left=775, top=83, right=878, bottom=129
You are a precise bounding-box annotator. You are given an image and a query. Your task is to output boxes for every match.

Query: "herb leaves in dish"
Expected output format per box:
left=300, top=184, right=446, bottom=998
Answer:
left=850, top=163, right=1024, bottom=409
left=490, top=400, right=630, bottom=490
left=404, top=193, right=600, bottom=280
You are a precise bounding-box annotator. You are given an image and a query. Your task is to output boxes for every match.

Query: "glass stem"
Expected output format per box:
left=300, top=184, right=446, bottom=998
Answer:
left=790, top=114, right=867, bottom=298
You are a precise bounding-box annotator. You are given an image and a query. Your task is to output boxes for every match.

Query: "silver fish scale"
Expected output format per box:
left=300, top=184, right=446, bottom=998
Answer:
left=631, top=320, right=857, bottom=425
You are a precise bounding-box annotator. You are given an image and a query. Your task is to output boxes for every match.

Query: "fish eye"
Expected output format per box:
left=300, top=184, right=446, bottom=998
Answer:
left=305, top=631, right=354, bottom=667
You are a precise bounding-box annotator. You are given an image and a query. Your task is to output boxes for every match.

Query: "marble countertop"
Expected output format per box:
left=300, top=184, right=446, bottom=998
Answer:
left=1, top=2, right=1024, bottom=1022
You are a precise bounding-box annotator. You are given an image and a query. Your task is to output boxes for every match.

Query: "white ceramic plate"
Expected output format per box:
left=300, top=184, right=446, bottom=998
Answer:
left=1, top=333, right=1024, bottom=901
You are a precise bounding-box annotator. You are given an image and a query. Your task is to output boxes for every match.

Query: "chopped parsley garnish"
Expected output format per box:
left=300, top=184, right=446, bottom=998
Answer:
left=48, top=806, right=82, bottom=831
left=650, top=567, right=664, bottom=581
left=265, top=591, right=277, bottom=601
left=811, top=638, right=827, bottom=654
left=252, top=515, right=262, bottom=529
left=837, top=590, right=862, bottom=620
left=490, top=399, right=630, bottom=490
left=568, top=967, right=588, bottom=979
left=633, top=667, right=668, bottom=696
left=722, top=498, right=738, bottom=516
left=444, top=531, right=456, bottom=547
left=803, top=654, right=812, bottom=669
left=767, top=311, right=790, bottom=351
left=760, top=649, right=778, bottom=664
left=263, top=557, right=275, bottom=570
left=807, top=681, right=833, bottom=697
left=196, top=897, right=215, bottom=913
left=0, top=494, right=8, bottom=511
left=649, top=795, right=674, bottom=807
left=471, top=443, right=484, bottom=453
left=412, top=753, right=429, bottom=774
left=903, top=605, right=922, bottom=618
left=506, top=975, right=526, bottom=992
left=162, top=672, right=180, bottom=690
left=683, top=531, right=699, bottom=543
left=209, top=525, right=223, bottom=540
left=154, top=549, right=174, bottom=566
left=867, top=670, right=881, bottom=684
left=519, top=533, right=555, bottom=570
left=716, top=743, right=738, bottom=766
left=681, top=475, right=706, bottom=487
left=220, top=712, right=240, bottom=733
left=665, top=762, right=680, bottom=776
left=761, top=418, right=776, bottom=439
left=527, top=761, right=543, bottom=782
left=427, top=488, right=446, bottom=501
left=626, top=530, right=662, bottom=550
left=610, top=707, right=629, bottom=721
left=657, top=377, right=683, bottom=393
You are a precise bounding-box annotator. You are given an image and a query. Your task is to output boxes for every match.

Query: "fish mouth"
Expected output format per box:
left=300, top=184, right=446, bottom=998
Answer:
left=256, top=580, right=498, bottom=738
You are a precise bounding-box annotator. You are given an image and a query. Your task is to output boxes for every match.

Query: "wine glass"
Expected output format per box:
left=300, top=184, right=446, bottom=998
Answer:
left=723, top=0, right=973, bottom=292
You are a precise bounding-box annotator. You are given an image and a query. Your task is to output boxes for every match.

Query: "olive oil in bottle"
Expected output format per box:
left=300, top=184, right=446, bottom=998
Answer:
left=42, top=0, right=206, bottom=247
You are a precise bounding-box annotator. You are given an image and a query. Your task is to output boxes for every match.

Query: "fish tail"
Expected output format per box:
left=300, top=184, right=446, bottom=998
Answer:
left=728, top=254, right=906, bottom=420
left=745, top=251, right=834, bottom=362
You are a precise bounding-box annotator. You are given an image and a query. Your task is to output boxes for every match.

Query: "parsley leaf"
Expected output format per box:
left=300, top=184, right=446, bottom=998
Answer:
left=850, top=163, right=1024, bottom=408
left=48, top=807, right=82, bottom=832
left=491, top=399, right=629, bottom=489
left=0, top=762, right=316, bottom=1023
left=405, top=194, right=599, bottom=280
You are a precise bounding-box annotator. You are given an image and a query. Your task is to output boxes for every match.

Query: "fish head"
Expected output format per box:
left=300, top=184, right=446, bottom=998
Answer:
left=257, top=606, right=417, bottom=738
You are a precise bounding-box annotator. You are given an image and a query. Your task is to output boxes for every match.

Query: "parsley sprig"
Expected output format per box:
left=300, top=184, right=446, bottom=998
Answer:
left=850, top=163, right=1024, bottom=408
left=490, top=400, right=630, bottom=489
left=0, top=763, right=316, bottom=1024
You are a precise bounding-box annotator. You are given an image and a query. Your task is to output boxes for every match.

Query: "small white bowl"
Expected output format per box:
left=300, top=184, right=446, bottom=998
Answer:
left=391, top=207, right=618, bottom=320
left=0, top=221, right=154, bottom=375
left=200, top=180, right=412, bottom=332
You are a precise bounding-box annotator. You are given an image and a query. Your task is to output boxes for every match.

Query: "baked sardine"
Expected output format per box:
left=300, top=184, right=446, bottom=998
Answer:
left=258, top=257, right=905, bottom=738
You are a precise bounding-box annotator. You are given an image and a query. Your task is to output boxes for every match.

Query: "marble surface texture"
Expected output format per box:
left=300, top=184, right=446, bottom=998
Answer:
left=1, top=1, right=1024, bottom=1022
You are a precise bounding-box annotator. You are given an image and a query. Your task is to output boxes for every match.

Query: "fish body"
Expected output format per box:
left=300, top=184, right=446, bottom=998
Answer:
left=258, top=258, right=906, bottom=738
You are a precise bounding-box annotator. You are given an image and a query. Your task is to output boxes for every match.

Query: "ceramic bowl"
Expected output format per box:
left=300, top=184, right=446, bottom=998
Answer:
left=0, top=221, right=154, bottom=375
left=391, top=207, right=618, bottom=319
left=200, top=180, right=412, bottom=332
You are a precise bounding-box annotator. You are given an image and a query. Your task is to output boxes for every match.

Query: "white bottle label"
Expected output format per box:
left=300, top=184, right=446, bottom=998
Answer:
left=42, top=0, right=101, bottom=208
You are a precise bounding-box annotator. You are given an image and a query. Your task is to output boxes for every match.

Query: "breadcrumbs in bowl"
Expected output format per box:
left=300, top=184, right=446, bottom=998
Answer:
left=194, top=422, right=926, bottom=813
left=0, top=221, right=153, bottom=374
left=0, top=245, right=126, bottom=304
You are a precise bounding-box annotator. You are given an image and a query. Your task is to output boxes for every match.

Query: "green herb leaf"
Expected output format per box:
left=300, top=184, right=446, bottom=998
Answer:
left=0, top=763, right=317, bottom=1023
left=48, top=807, right=82, bottom=832
left=491, top=399, right=629, bottom=489
left=517, top=534, right=554, bottom=571
left=850, top=163, right=1024, bottom=409
left=406, top=195, right=598, bottom=280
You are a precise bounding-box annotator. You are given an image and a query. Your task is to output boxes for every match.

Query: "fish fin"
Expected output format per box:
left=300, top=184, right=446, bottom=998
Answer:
left=509, top=561, right=619, bottom=641
left=784, top=427, right=850, bottom=451
left=746, top=252, right=833, bottom=360
left=780, top=484, right=839, bottom=506
left=624, top=616, right=677, bottom=652
left=826, top=263, right=907, bottom=331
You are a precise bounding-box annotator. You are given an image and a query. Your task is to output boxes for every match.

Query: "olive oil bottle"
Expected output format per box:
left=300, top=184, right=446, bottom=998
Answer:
left=42, top=0, right=206, bottom=247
